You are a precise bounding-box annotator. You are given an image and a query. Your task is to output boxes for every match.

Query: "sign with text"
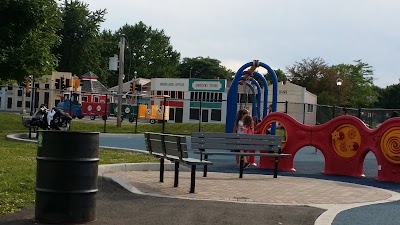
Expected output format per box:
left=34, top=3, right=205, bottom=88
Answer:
left=152, top=79, right=188, bottom=91
left=189, top=79, right=225, bottom=92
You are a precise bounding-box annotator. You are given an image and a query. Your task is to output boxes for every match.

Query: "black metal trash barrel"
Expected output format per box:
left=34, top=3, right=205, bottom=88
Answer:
left=35, top=131, right=99, bottom=224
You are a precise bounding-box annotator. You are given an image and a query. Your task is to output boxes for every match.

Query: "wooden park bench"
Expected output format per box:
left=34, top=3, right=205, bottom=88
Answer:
left=144, top=132, right=212, bottom=193
left=191, top=132, right=292, bottom=179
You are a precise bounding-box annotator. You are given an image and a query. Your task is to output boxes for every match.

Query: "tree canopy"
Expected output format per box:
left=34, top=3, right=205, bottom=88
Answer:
left=0, top=0, right=61, bottom=82
left=286, top=58, right=378, bottom=107
left=54, top=0, right=106, bottom=79
left=178, top=57, right=234, bottom=80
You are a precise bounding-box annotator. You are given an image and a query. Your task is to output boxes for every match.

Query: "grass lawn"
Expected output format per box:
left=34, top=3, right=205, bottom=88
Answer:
left=0, top=112, right=225, bottom=216
left=71, top=119, right=225, bottom=135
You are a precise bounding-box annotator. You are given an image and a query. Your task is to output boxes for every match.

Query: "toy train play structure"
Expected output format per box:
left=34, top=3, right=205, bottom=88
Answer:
left=57, top=94, right=169, bottom=124
left=228, top=60, right=400, bottom=183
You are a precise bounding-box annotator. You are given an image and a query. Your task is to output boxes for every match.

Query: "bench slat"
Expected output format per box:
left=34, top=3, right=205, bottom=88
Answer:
left=194, top=151, right=291, bottom=157
left=192, top=132, right=282, bottom=141
left=149, top=139, right=164, bottom=155
left=191, top=137, right=282, bottom=146
left=191, top=143, right=280, bottom=151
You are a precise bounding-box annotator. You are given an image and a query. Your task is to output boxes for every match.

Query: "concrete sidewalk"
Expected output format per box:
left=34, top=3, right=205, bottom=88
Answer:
left=101, top=164, right=400, bottom=225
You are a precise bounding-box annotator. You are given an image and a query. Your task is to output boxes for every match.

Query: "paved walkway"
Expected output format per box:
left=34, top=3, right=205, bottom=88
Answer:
left=103, top=168, right=400, bottom=225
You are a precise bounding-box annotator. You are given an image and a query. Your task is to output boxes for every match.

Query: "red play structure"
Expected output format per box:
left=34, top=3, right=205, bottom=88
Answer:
left=255, top=112, right=400, bottom=183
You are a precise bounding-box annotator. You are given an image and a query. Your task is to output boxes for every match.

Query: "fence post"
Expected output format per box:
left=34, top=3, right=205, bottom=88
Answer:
left=162, top=96, right=166, bottom=134
left=69, top=90, right=73, bottom=117
left=134, top=94, right=139, bottom=134
left=284, top=101, right=288, bottom=114
left=332, top=105, right=336, bottom=118
left=103, top=94, right=107, bottom=133
left=199, top=98, right=202, bottom=132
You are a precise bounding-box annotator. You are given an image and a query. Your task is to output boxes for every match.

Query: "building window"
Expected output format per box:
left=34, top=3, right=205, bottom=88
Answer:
left=157, top=91, right=162, bottom=96
left=45, top=84, right=50, bottom=89
left=44, top=92, right=49, bottom=106
left=307, top=104, right=314, bottom=113
left=190, top=108, right=200, bottom=120
left=17, top=101, right=22, bottom=107
left=211, top=109, right=222, bottom=121
left=94, top=96, right=99, bottom=102
left=247, top=94, right=253, bottom=103
left=26, top=92, right=31, bottom=97
left=18, top=90, right=22, bottom=96
left=7, top=98, right=12, bottom=109
left=170, top=91, right=176, bottom=99
left=25, top=101, right=30, bottom=108
left=34, top=92, right=39, bottom=108
left=35, top=83, right=39, bottom=88
left=163, top=91, right=169, bottom=96
left=206, top=92, right=210, bottom=102
left=190, top=92, right=195, bottom=101
left=177, top=91, right=183, bottom=99
left=8, top=86, right=13, bottom=91
left=82, top=96, right=88, bottom=102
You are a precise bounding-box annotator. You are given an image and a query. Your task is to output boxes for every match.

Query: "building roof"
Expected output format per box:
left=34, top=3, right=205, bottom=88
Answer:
left=80, top=71, right=111, bottom=94
left=108, top=78, right=151, bottom=93
left=81, top=71, right=98, bottom=79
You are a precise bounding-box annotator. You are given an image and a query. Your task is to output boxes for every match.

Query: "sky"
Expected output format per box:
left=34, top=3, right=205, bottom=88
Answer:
left=81, top=0, right=400, bottom=88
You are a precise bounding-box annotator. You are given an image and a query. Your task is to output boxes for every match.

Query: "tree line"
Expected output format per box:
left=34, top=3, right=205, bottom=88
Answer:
left=0, top=0, right=398, bottom=109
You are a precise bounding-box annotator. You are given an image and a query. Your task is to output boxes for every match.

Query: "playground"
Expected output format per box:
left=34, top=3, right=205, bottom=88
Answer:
left=226, top=60, right=400, bottom=183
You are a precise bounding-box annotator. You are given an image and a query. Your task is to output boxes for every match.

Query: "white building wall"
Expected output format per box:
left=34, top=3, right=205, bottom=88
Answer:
left=0, top=71, right=74, bottom=114
left=151, top=78, right=226, bottom=123
left=266, top=82, right=317, bottom=125
left=0, top=88, right=4, bottom=110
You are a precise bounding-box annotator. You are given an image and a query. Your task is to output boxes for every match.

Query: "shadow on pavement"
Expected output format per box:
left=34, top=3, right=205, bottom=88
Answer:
left=0, top=179, right=325, bottom=225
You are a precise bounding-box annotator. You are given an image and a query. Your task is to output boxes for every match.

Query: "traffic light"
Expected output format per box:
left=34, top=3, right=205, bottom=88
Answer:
left=25, top=76, right=32, bottom=93
left=135, top=84, right=142, bottom=92
left=130, top=81, right=136, bottom=92
left=26, top=81, right=31, bottom=93
left=55, top=79, right=60, bottom=89
left=66, top=78, right=73, bottom=88
left=74, top=77, right=80, bottom=92
left=60, top=77, right=65, bottom=90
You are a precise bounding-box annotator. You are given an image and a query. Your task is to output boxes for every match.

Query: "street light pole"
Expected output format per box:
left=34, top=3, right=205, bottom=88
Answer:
left=336, top=77, right=343, bottom=107
left=117, top=35, right=125, bottom=127
left=189, top=67, right=193, bottom=78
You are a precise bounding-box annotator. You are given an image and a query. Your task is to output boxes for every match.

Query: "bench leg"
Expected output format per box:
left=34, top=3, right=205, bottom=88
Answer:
left=203, top=155, right=208, bottom=177
left=273, top=157, right=278, bottom=178
left=159, top=158, right=165, bottom=182
left=190, top=165, right=196, bottom=193
left=174, top=162, right=179, bottom=187
left=239, top=155, right=244, bottom=178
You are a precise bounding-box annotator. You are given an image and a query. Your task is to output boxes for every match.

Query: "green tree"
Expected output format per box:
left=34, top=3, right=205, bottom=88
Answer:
left=263, top=69, right=287, bottom=87
left=333, top=60, right=378, bottom=107
left=55, top=0, right=106, bottom=79
left=376, top=84, right=400, bottom=108
left=286, top=57, right=328, bottom=96
left=178, top=57, right=234, bottom=80
left=0, top=0, right=61, bottom=82
left=114, top=22, right=180, bottom=83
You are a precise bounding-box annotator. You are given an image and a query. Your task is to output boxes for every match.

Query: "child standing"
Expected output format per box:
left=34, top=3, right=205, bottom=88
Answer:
left=233, top=109, right=249, bottom=165
left=242, top=114, right=255, bottom=168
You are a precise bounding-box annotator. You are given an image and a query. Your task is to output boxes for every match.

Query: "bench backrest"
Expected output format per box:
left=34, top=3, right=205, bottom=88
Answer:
left=144, top=132, right=188, bottom=158
left=191, top=132, right=282, bottom=152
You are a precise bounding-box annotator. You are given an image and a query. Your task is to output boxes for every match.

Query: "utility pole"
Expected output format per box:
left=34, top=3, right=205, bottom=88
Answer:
left=30, top=74, right=34, bottom=116
left=117, top=35, right=125, bottom=127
